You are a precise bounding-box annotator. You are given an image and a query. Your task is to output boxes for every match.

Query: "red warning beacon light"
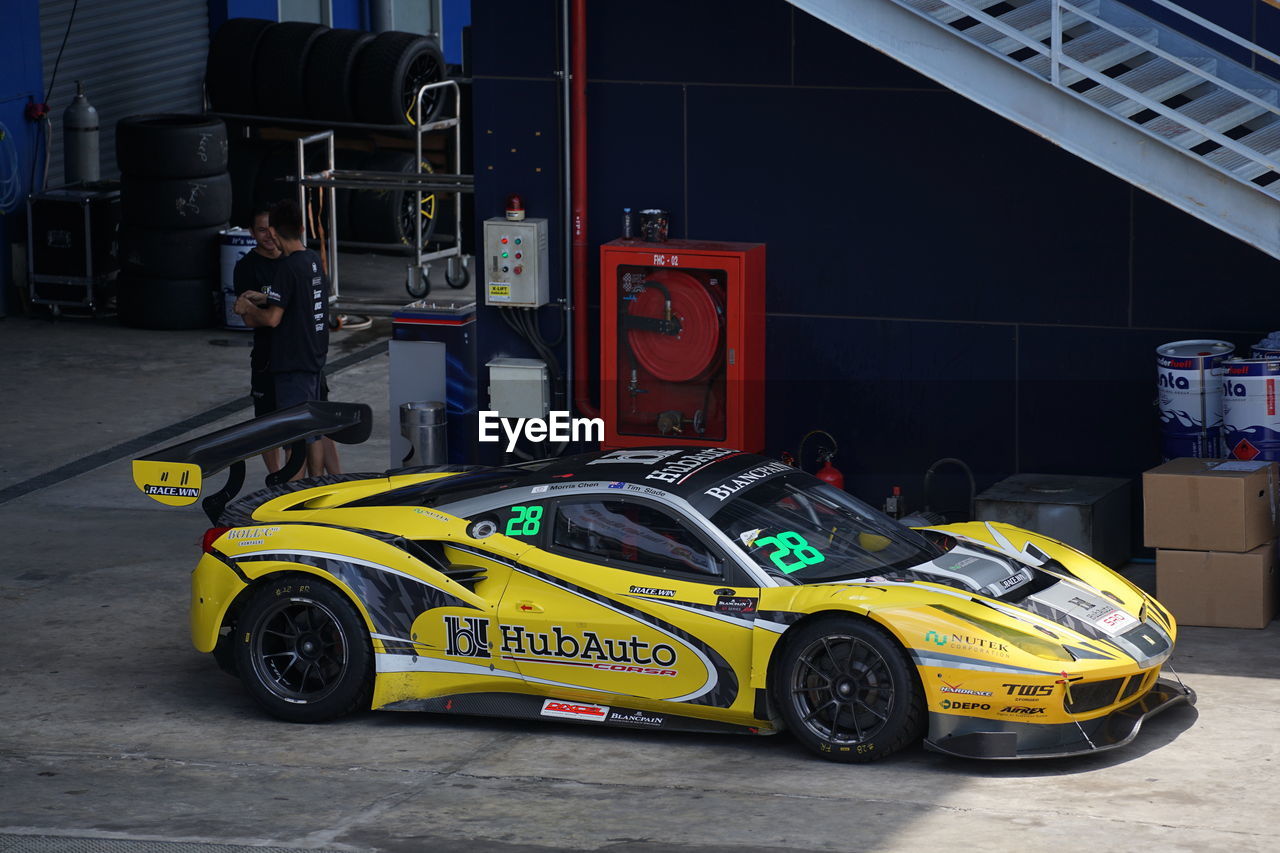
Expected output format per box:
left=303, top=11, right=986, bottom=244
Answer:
left=505, top=193, right=525, bottom=221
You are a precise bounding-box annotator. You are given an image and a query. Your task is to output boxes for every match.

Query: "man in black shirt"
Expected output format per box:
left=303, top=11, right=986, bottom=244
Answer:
left=234, top=199, right=330, bottom=478
left=232, top=207, right=283, bottom=472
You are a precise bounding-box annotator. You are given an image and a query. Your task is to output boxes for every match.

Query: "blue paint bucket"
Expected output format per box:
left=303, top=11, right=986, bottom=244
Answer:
left=219, top=227, right=255, bottom=330
left=1222, top=358, right=1280, bottom=461
left=1252, top=332, right=1280, bottom=359
left=1156, top=339, right=1234, bottom=459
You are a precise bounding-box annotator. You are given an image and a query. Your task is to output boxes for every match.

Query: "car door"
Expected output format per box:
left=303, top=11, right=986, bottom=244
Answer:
left=493, top=494, right=759, bottom=715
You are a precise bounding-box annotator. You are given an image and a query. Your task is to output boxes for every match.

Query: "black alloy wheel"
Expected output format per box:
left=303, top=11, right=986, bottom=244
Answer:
left=774, top=617, right=922, bottom=762
left=234, top=575, right=371, bottom=722
left=401, top=48, right=445, bottom=125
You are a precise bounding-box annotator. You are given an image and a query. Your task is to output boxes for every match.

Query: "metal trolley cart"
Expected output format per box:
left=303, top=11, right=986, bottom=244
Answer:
left=215, top=80, right=474, bottom=313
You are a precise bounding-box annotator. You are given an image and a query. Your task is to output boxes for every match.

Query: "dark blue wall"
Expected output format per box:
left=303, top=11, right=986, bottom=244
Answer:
left=1, top=1, right=47, bottom=316
left=470, top=0, right=1280, bottom=511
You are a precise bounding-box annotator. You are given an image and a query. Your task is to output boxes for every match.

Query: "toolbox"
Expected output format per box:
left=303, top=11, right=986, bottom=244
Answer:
left=27, top=182, right=121, bottom=313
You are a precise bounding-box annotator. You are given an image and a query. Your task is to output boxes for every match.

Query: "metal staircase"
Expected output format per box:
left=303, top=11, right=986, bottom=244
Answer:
left=790, top=0, right=1280, bottom=260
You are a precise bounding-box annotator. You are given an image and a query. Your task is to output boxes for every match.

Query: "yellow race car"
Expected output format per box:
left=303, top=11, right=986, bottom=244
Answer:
left=133, top=402, right=1193, bottom=762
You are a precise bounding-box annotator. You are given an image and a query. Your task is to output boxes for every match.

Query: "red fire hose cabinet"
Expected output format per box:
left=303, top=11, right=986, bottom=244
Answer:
left=599, top=239, right=765, bottom=451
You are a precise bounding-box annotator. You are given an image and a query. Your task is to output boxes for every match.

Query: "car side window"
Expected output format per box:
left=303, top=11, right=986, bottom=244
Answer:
left=469, top=502, right=548, bottom=541
left=551, top=498, right=722, bottom=578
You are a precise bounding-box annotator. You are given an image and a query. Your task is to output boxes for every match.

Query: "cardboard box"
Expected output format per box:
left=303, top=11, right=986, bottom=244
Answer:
left=1156, top=542, right=1278, bottom=629
left=1143, top=458, right=1278, bottom=552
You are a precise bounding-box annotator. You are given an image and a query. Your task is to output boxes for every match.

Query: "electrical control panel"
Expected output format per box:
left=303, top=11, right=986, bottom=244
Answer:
left=600, top=239, right=766, bottom=452
left=483, top=217, right=549, bottom=308
left=487, top=357, right=549, bottom=419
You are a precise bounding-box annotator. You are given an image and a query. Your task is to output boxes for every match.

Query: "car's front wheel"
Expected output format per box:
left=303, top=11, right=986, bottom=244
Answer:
left=233, top=574, right=372, bottom=722
left=773, top=616, right=923, bottom=762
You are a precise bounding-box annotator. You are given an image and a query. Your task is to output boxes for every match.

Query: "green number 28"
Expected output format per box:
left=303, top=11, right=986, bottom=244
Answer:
left=505, top=505, right=543, bottom=536
left=754, top=531, right=825, bottom=574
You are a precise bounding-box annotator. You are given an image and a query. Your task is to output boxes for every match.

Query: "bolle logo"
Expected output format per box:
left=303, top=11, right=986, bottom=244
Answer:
left=925, top=631, right=948, bottom=646
left=1224, top=381, right=1247, bottom=397
left=1158, top=371, right=1190, bottom=390
left=444, top=615, right=492, bottom=658
left=940, top=699, right=991, bottom=711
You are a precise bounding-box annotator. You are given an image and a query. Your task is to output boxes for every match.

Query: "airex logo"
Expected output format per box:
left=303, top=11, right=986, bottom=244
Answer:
left=444, top=615, right=491, bottom=658
left=925, top=631, right=948, bottom=646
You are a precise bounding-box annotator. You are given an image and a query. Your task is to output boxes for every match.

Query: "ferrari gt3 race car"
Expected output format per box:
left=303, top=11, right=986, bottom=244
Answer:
left=132, top=402, right=1194, bottom=762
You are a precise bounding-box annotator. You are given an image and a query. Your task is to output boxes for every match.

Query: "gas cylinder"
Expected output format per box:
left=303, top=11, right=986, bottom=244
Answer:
left=63, top=80, right=99, bottom=184
left=815, top=458, right=845, bottom=490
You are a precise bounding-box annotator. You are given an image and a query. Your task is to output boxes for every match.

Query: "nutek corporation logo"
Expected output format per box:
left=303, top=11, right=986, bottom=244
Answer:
left=444, top=615, right=491, bottom=658
left=926, top=631, right=948, bottom=646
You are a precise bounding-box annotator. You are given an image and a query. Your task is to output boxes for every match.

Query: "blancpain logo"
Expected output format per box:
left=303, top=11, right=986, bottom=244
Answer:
left=609, top=710, right=663, bottom=728
left=703, top=461, right=792, bottom=501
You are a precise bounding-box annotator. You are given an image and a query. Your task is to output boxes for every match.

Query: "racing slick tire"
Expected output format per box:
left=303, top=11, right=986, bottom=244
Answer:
left=771, top=616, right=923, bottom=762
left=352, top=32, right=446, bottom=126
left=303, top=28, right=376, bottom=122
left=206, top=17, right=274, bottom=114
left=233, top=574, right=372, bottom=722
left=115, top=114, right=229, bottom=178
left=252, top=22, right=330, bottom=118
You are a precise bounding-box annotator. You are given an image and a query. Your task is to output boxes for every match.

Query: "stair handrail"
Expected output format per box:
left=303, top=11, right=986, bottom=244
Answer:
left=1143, top=0, right=1280, bottom=70
left=1062, top=2, right=1280, bottom=119
left=901, top=0, right=1280, bottom=179
left=1054, top=0, right=1280, bottom=172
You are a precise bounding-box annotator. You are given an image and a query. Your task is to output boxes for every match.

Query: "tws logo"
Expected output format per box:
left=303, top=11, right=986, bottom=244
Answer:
left=444, top=615, right=491, bottom=658
left=926, top=631, right=948, bottom=646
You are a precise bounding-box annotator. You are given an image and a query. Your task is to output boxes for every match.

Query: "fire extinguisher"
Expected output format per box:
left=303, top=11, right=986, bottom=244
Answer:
left=799, top=429, right=845, bottom=490
left=816, top=451, right=844, bottom=490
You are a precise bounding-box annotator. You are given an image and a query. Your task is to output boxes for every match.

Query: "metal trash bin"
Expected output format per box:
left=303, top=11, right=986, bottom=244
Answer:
left=400, top=401, right=446, bottom=467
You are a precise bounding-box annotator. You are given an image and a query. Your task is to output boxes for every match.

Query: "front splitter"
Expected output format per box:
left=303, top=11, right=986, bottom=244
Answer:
left=924, top=677, right=1196, bottom=760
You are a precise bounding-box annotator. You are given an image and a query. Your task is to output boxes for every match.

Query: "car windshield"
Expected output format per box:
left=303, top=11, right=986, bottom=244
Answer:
left=707, top=472, right=943, bottom=583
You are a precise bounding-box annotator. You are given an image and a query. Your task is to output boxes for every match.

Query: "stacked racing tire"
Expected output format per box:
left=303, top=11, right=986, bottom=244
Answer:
left=115, top=114, right=231, bottom=329
left=206, top=19, right=449, bottom=251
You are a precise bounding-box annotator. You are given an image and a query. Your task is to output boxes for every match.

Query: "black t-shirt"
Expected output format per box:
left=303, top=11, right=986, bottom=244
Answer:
left=232, top=250, right=281, bottom=373
left=264, top=249, right=329, bottom=374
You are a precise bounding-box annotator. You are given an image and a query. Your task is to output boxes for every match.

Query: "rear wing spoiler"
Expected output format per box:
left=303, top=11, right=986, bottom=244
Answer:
left=132, top=401, right=373, bottom=522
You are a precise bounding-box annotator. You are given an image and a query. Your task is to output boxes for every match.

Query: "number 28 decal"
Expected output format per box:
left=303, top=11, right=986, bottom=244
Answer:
left=505, top=505, right=543, bottom=536
left=754, top=531, right=825, bottom=573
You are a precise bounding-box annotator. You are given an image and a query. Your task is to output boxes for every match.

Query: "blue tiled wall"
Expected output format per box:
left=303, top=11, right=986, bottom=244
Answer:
left=471, top=0, right=1280, bottom=509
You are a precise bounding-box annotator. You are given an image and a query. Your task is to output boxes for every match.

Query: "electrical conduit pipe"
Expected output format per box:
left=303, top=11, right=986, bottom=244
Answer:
left=571, top=0, right=599, bottom=419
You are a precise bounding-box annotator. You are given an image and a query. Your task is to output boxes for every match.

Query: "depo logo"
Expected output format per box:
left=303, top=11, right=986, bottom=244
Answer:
left=926, top=631, right=948, bottom=646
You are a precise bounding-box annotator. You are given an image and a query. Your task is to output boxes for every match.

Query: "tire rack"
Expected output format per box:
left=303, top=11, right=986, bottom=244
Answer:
left=213, top=79, right=473, bottom=308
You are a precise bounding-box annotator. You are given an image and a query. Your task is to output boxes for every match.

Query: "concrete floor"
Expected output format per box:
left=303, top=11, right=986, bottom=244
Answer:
left=0, top=272, right=1277, bottom=852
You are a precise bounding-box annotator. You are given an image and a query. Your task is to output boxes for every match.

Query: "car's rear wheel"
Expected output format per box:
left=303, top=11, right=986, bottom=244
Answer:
left=233, top=574, right=371, bottom=722
left=773, top=616, right=923, bottom=762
